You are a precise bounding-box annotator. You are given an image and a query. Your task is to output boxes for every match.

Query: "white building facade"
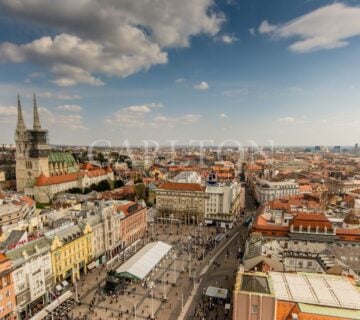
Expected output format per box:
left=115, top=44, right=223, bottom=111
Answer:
left=254, top=179, right=299, bottom=204
left=204, top=183, right=242, bottom=228
left=6, top=238, right=53, bottom=320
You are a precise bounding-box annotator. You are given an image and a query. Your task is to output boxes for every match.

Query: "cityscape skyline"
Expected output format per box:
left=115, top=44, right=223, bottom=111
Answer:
left=1, top=0, right=360, bottom=146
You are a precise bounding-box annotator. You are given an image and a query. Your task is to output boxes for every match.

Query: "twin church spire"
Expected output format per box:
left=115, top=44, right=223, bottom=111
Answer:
left=16, top=93, right=42, bottom=132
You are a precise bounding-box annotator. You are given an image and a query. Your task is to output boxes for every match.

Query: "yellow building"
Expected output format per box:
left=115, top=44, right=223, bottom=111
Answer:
left=46, top=223, right=93, bottom=283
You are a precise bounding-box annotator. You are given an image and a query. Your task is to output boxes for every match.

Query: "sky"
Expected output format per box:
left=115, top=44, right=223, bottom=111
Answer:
left=1, top=0, right=360, bottom=147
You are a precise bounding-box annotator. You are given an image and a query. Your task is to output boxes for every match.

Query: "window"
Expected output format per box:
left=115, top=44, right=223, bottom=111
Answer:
left=251, top=304, right=259, bottom=314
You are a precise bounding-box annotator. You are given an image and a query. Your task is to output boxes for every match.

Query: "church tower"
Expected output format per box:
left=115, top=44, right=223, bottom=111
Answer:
left=15, top=94, right=28, bottom=191
left=15, top=94, right=50, bottom=192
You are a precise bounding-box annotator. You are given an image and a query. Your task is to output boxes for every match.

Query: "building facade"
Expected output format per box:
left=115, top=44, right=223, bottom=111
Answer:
left=155, top=183, right=207, bottom=224
left=204, top=184, right=233, bottom=228
left=118, top=201, right=147, bottom=250
left=46, top=223, right=92, bottom=283
left=0, top=254, right=16, bottom=320
left=327, top=178, right=360, bottom=194
left=6, top=238, right=53, bottom=320
left=0, top=196, right=35, bottom=233
left=254, top=179, right=299, bottom=204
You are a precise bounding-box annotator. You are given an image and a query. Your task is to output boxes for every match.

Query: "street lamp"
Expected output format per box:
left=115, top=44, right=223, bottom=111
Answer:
left=173, top=253, right=177, bottom=284
left=149, top=281, right=155, bottom=320
left=163, top=272, right=167, bottom=300
left=188, top=237, right=192, bottom=278
left=74, top=280, right=79, bottom=303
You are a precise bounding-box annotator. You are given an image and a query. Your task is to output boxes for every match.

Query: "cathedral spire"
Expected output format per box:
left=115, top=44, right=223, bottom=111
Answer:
left=33, top=93, right=41, bottom=130
left=16, top=94, right=26, bottom=132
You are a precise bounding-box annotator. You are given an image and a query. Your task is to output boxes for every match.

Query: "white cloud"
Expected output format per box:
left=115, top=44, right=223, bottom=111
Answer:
left=0, top=0, right=224, bottom=86
left=38, top=91, right=82, bottom=100
left=222, top=88, right=249, bottom=97
left=24, top=72, right=44, bottom=83
left=50, top=63, right=105, bottom=87
left=39, top=107, right=87, bottom=129
left=175, top=78, right=186, bottom=84
left=0, top=105, right=17, bottom=116
left=194, top=81, right=209, bottom=90
left=219, top=113, right=227, bottom=118
left=258, top=20, right=277, bottom=34
left=106, top=103, right=163, bottom=128
left=249, top=28, right=255, bottom=36
left=0, top=105, right=17, bottom=123
left=220, top=34, right=237, bottom=44
left=152, top=113, right=202, bottom=126
left=107, top=102, right=200, bottom=128
left=259, top=3, right=360, bottom=53
left=277, top=116, right=295, bottom=123
left=57, top=104, right=82, bottom=112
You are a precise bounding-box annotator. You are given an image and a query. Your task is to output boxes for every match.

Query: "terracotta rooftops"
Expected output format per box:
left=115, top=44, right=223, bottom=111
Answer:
left=35, top=172, right=82, bottom=186
left=292, top=213, right=332, bottom=230
left=158, top=182, right=204, bottom=192
left=293, top=213, right=330, bottom=222
left=246, top=165, right=262, bottom=171
left=0, top=253, right=9, bottom=263
left=336, top=228, right=360, bottom=235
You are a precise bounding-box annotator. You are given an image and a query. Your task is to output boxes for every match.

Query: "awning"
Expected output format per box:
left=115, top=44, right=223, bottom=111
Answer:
left=116, top=241, right=172, bottom=280
left=205, top=286, right=228, bottom=299
left=46, top=291, right=73, bottom=312
left=55, top=285, right=62, bottom=291
left=29, top=291, right=73, bottom=320
left=87, top=261, right=97, bottom=270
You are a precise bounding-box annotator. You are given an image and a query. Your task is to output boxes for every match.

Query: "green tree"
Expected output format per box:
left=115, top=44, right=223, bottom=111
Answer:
left=114, top=179, right=124, bottom=188
left=134, top=183, right=145, bottom=200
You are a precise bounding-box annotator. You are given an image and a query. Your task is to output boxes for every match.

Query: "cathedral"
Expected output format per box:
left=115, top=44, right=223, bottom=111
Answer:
left=15, top=94, right=114, bottom=203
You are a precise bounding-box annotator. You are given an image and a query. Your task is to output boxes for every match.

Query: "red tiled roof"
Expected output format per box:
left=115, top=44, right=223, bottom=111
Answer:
left=0, top=253, right=9, bottom=263
left=158, top=182, right=203, bottom=192
left=85, top=168, right=109, bottom=178
left=253, top=216, right=290, bottom=231
left=35, top=172, right=83, bottom=186
left=276, top=301, right=296, bottom=320
left=116, top=201, right=143, bottom=217
left=299, top=185, right=312, bottom=192
left=217, top=173, right=233, bottom=178
left=297, top=313, right=346, bottom=320
left=246, top=165, right=262, bottom=171
left=293, top=213, right=329, bottom=222
left=336, top=228, right=360, bottom=235
left=21, top=196, right=35, bottom=206
left=81, top=163, right=94, bottom=170
left=292, top=213, right=332, bottom=230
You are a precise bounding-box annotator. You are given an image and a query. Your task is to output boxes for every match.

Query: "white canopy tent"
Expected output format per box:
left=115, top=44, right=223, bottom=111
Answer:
left=115, top=241, right=172, bottom=280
